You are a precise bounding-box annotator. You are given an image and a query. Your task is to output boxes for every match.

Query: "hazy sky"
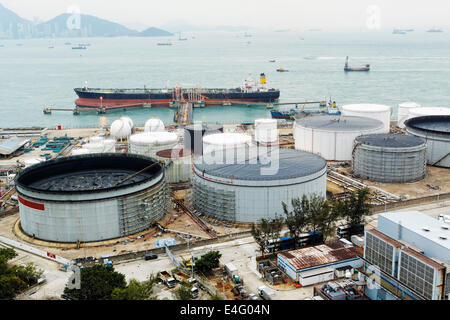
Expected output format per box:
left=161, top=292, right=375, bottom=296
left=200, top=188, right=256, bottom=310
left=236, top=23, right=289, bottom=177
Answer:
left=2, top=0, right=449, bottom=31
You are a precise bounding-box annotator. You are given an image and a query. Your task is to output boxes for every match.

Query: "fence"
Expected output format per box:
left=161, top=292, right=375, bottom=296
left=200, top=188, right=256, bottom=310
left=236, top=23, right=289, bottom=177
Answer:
left=370, top=192, right=450, bottom=214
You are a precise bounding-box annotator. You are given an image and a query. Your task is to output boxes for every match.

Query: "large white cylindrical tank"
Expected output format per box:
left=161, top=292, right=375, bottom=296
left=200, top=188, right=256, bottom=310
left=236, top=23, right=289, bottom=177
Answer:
left=193, top=148, right=327, bottom=223
left=255, top=119, right=278, bottom=143
left=203, top=133, right=252, bottom=154
left=154, top=149, right=192, bottom=184
left=129, top=132, right=179, bottom=157
left=111, top=119, right=132, bottom=140
left=144, top=118, right=165, bottom=133
left=23, top=158, right=43, bottom=168
left=398, top=102, right=421, bottom=128
left=294, top=115, right=385, bottom=161
left=103, top=139, right=116, bottom=153
left=407, top=107, right=450, bottom=122
left=83, top=143, right=105, bottom=154
left=89, top=136, right=104, bottom=144
left=71, top=148, right=91, bottom=156
left=341, top=104, right=392, bottom=133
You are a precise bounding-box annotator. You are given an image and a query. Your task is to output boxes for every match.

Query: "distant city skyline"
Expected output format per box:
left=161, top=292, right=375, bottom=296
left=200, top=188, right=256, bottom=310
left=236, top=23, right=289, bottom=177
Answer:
left=1, top=0, right=449, bottom=32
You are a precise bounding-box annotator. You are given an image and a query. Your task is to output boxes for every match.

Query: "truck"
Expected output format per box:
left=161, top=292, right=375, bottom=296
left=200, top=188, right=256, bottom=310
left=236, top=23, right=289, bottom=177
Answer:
left=224, top=263, right=240, bottom=283
left=258, top=285, right=277, bottom=300
left=191, top=286, right=199, bottom=299
left=160, top=271, right=177, bottom=288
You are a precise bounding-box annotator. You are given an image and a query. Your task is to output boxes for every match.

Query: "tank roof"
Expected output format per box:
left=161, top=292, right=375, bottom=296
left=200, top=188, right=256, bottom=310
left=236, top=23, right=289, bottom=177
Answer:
left=156, top=148, right=191, bottom=159
left=355, top=133, right=425, bottom=148
left=194, top=148, right=326, bottom=181
left=405, top=115, right=450, bottom=134
left=342, top=103, right=392, bottom=113
left=185, top=123, right=223, bottom=131
left=295, top=115, right=384, bottom=131
left=15, top=154, right=163, bottom=194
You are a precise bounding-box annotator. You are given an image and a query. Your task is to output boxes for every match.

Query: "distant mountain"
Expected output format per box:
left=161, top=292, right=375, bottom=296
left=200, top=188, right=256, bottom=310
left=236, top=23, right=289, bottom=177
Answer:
left=0, top=3, right=32, bottom=39
left=0, top=3, right=173, bottom=39
left=34, top=13, right=138, bottom=38
left=137, top=27, right=174, bottom=37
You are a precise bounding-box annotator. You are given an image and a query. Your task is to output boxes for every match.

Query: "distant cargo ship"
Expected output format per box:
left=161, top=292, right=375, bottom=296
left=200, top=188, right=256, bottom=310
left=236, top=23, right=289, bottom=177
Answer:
left=344, top=56, right=370, bottom=72
left=74, top=74, right=280, bottom=109
left=427, top=28, right=443, bottom=33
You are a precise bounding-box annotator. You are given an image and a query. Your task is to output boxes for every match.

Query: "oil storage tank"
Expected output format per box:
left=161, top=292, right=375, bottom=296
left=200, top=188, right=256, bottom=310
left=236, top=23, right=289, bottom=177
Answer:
left=352, top=133, right=427, bottom=183
left=15, top=154, right=168, bottom=243
left=154, top=149, right=192, bottom=184
left=255, top=119, right=278, bottom=143
left=184, top=123, right=224, bottom=156
left=397, top=102, right=421, bottom=128
left=341, top=104, right=392, bottom=133
left=406, top=107, right=450, bottom=122
left=294, top=115, right=385, bottom=161
left=129, top=132, right=178, bottom=157
left=405, top=115, right=450, bottom=168
left=203, top=133, right=252, bottom=154
left=144, top=118, right=165, bottom=133
left=193, top=148, right=327, bottom=223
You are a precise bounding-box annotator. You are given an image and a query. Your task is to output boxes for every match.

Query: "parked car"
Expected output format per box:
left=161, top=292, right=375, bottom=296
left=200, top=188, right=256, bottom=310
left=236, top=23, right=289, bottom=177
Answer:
left=248, top=293, right=259, bottom=300
left=144, top=253, right=158, bottom=261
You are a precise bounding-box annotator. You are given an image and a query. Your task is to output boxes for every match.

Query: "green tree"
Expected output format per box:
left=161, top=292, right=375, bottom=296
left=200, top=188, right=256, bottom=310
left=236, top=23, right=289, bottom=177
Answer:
left=194, top=251, right=222, bottom=275
left=9, top=263, right=44, bottom=287
left=175, top=280, right=194, bottom=300
left=0, top=275, right=27, bottom=300
left=0, top=248, right=18, bottom=275
left=283, top=195, right=311, bottom=248
left=62, top=265, right=126, bottom=300
left=110, top=278, right=157, bottom=300
left=335, top=188, right=371, bottom=237
left=251, top=216, right=285, bottom=254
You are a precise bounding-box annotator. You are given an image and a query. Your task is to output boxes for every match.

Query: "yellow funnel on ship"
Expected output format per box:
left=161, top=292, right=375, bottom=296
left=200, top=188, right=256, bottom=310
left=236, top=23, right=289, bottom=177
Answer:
left=260, top=73, right=267, bottom=84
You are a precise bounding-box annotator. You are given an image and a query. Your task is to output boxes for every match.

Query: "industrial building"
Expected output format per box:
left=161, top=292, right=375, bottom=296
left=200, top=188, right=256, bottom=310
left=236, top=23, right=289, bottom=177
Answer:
left=405, top=115, right=450, bottom=168
left=294, top=115, right=385, bottom=161
left=362, top=210, right=449, bottom=301
left=352, top=133, right=427, bottom=183
left=15, top=154, right=168, bottom=243
left=341, top=104, right=392, bottom=133
left=277, top=241, right=363, bottom=286
left=193, top=148, right=327, bottom=223
left=0, top=138, right=30, bottom=158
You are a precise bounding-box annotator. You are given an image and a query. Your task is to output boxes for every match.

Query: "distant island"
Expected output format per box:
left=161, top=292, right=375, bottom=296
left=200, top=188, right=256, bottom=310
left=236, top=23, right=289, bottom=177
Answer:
left=0, top=3, right=173, bottom=39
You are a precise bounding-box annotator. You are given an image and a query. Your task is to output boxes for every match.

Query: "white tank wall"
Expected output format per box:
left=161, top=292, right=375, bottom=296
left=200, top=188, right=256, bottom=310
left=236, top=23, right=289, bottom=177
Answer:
left=154, top=155, right=193, bottom=184
left=129, top=133, right=179, bottom=157
left=406, top=127, right=450, bottom=168
left=19, top=196, right=121, bottom=243
left=294, top=125, right=385, bottom=161
left=398, top=102, right=421, bottom=128
left=193, top=167, right=327, bottom=223
left=203, top=133, right=252, bottom=154
left=255, top=119, right=278, bottom=143
left=341, top=104, right=392, bottom=133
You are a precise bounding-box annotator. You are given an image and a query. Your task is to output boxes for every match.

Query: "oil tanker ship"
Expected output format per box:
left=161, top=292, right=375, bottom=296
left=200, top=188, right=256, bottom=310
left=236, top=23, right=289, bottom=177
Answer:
left=74, top=74, right=280, bottom=109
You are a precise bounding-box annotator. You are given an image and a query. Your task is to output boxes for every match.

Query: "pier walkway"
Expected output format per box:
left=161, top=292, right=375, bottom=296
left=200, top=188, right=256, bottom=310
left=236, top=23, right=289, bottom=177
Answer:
left=173, top=102, right=193, bottom=125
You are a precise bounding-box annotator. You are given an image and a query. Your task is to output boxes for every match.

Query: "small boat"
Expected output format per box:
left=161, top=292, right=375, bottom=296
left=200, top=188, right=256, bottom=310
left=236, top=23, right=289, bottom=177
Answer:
left=277, top=68, right=289, bottom=72
left=427, top=28, right=443, bottom=33
left=269, top=60, right=276, bottom=63
left=270, top=109, right=296, bottom=119
left=393, top=29, right=407, bottom=35
left=344, top=56, right=370, bottom=72
left=157, top=42, right=172, bottom=46
left=72, top=46, right=87, bottom=50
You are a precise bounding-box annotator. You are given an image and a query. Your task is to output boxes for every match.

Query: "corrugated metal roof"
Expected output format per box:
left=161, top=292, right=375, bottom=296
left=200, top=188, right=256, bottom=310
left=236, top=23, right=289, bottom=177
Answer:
left=405, top=115, right=450, bottom=134
left=278, top=241, right=360, bottom=271
left=194, top=148, right=327, bottom=181
left=0, top=138, right=28, bottom=155
left=356, top=133, right=425, bottom=148
left=295, top=115, right=384, bottom=131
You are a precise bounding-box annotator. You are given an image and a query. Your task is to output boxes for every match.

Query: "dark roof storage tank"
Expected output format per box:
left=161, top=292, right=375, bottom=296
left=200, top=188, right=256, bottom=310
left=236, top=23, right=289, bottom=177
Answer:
left=15, top=154, right=168, bottom=243
left=405, top=115, right=450, bottom=168
left=184, top=123, right=224, bottom=156
left=352, top=133, right=427, bottom=183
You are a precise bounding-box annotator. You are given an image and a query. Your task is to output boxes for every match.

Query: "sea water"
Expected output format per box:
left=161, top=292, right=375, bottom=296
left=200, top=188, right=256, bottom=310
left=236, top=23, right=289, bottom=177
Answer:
left=0, top=31, right=449, bottom=128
